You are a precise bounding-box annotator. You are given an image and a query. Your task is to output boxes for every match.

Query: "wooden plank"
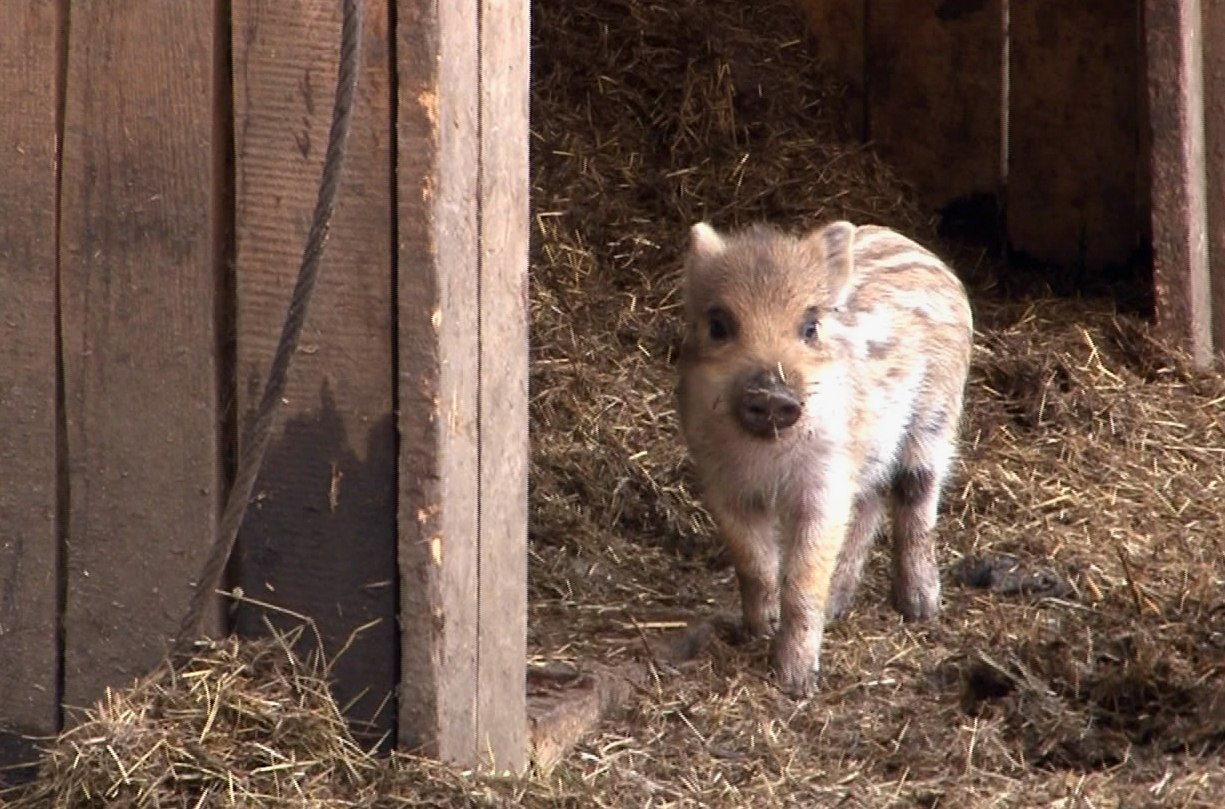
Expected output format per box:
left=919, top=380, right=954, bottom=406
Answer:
left=396, top=0, right=482, bottom=762
left=1136, top=7, right=1155, bottom=272
left=396, top=0, right=530, bottom=771
left=866, top=0, right=1003, bottom=212
left=529, top=620, right=723, bottom=772
left=795, top=0, right=866, bottom=138
left=1204, top=0, right=1225, bottom=358
left=1144, top=0, right=1213, bottom=367
left=59, top=3, right=220, bottom=710
left=0, top=1, right=62, bottom=757
left=230, top=0, right=398, bottom=748
left=477, top=0, right=530, bottom=773
left=1007, top=0, right=1141, bottom=271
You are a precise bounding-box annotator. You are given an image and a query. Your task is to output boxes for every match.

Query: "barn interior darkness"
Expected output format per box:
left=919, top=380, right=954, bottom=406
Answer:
left=794, top=0, right=1155, bottom=314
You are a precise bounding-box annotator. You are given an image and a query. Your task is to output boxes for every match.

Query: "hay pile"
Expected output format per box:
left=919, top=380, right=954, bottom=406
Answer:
left=4, top=633, right=378, bottom=808
left=9, top=0, right=1225, bottom=807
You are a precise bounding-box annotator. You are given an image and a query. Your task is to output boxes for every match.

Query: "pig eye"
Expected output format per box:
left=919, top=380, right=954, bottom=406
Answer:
left=706, top=307, right=736, bottom=342
left=801, top=309, right=820, bottom=343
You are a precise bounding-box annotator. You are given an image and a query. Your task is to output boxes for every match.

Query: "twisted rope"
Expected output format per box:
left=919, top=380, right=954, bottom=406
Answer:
left=173, top=0, right=364, bottom=662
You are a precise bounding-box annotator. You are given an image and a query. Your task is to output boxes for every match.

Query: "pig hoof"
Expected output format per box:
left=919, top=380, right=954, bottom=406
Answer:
left=826, top=589, right=854, bottom=621
left=776, top=669, right=817, bottom=698
left=771, top=639, right=819, bottom=697
left=892, top=585, right=940, bottom=621
left=743, top=603, right=780, bottom=638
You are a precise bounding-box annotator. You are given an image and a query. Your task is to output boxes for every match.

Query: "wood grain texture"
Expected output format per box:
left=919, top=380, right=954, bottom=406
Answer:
left=795, top=0, right=865, bottom=138
left=0, top=1, right=62, bottom=749
left=396, top=0, right=482, bottom=761
left=866, top=0, right=1002, bottom=211
left=59, top=3, right=220, bottom=710
left=1204, top=0, right=1225, bottom=359
left=477, top=0, right=531, bottom=774
left=1144, top=0, right=1213, bottom=367
left=396, top=0, right=530, bottom=770
left=1007, top=0, right=1141, bottom=270
left=230, top=0, right=399, bottom=747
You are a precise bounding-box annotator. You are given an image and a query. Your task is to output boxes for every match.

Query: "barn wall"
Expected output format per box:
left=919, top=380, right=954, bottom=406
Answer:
left=797, top=0, right=1148, bottom=277
left=0, top=0, right=530, bottom=777
left=0, top=4, right=61, bottom=772
left=229, top=0, right=399, bottom=751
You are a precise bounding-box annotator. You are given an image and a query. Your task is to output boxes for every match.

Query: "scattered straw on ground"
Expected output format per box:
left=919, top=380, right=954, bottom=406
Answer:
left=9, top=0, right=1225, bottom=807
left=525, top=0, right=1225, bottom=805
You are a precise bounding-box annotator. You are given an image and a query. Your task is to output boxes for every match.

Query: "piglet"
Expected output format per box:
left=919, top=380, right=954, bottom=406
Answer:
left=676, top=220, right=973, bottom=695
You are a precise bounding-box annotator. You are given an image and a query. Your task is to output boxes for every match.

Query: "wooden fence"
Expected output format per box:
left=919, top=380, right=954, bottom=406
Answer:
left=801, top=0, right=1225, bottom=367
left=0, top=0, right=529, bottom=774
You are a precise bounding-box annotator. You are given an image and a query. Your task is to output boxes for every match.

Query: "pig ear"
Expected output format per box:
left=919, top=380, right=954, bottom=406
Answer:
left=688, top=222, right=727, bottom=265
left=810, top=220, right=856, bottom=310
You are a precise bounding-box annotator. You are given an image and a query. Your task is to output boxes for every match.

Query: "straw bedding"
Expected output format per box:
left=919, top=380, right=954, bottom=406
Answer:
left=7, top=0, right=1225, bottom=806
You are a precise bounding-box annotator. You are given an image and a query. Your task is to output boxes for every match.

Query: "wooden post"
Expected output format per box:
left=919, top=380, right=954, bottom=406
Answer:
left=1007, top=0, right=1141, bottom=271
left=1145, top=0, right=1213, bottom=367
left=1204, top=0, right=1225, bottom=359
left=396, top=0, right=530, bottom=772
left=477, top=0, right=531, bottom=767
left=58, top=3, right=221, bottom=709
left=0, top=2, right=62, bottom=769
left=397, top=0, right=482, bottom=764
left=230, top=0, right=399, bottom=747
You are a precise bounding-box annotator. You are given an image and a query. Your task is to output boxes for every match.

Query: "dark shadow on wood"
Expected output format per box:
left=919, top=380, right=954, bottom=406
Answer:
left=0, top=732, right=42, bottom=789
left=233, top=382, right=398, bottom=752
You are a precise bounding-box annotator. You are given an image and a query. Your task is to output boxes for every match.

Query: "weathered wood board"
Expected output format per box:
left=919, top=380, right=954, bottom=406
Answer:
left=1007, top=0, right=1142, bottom=270
left=58, top=3, right=221, bottom=709
left=0, top=1, right=62, bottom=765
left=396, top=0, right=530, bottom=772
left=1144, top=0, right=1213, bottom=367
left=396, top=0, right=482, bottom=762
left=230, top=0, right=399, bottom=747
left=477, top=0, right=531, bottom=770
left=795, top=0, right=866, bottom=138
left=1203, top=0, right=1225, bottom=359
left=866, top=0, right=1004, bottom=213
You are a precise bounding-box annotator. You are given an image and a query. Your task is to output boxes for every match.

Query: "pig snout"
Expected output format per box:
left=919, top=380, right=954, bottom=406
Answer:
left=736, top=370, right=802, bottom=437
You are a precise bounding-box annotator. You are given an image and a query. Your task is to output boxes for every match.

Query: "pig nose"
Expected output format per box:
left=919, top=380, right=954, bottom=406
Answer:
left=737, top=374, right=802, bottom=437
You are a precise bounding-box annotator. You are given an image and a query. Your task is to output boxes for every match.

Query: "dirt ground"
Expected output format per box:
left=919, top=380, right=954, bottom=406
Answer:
left=7, top=0, right=1225, bottom=807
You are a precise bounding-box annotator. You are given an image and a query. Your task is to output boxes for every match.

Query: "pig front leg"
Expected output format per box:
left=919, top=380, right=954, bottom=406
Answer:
left=708, top=495, right=780, bottom=639
left=827, top=489, right=887, bottom=620
left=772, top=480, right=855, bottom=696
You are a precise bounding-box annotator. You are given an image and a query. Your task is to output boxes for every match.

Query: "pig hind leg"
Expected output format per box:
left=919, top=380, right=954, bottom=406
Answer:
left=889, top=412, right=957, bottom=621
left=827, top=490, right=886, bottom=620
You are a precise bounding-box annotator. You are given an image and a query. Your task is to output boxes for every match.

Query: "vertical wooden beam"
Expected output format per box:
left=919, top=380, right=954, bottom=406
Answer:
left=866, top=0, right=1003, bottom=212
left=230, top=0, right=399, bottom=747
left=1008, top=0, right=1141, bottom=271
left=795, top=0, right=866, bottom=138
left=396, top=0, right=529, bottom=772
left=59, top=3, right=220, bottom=709
left=1204, top=0, right=1225, bottom=358
left=396, top=0, right=481, bottom=762
left=477, top=0, right=530, bottom=771
left=0, top=0, right=62, bottom=766
left=1145, top=0, right=1213, bottom=367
